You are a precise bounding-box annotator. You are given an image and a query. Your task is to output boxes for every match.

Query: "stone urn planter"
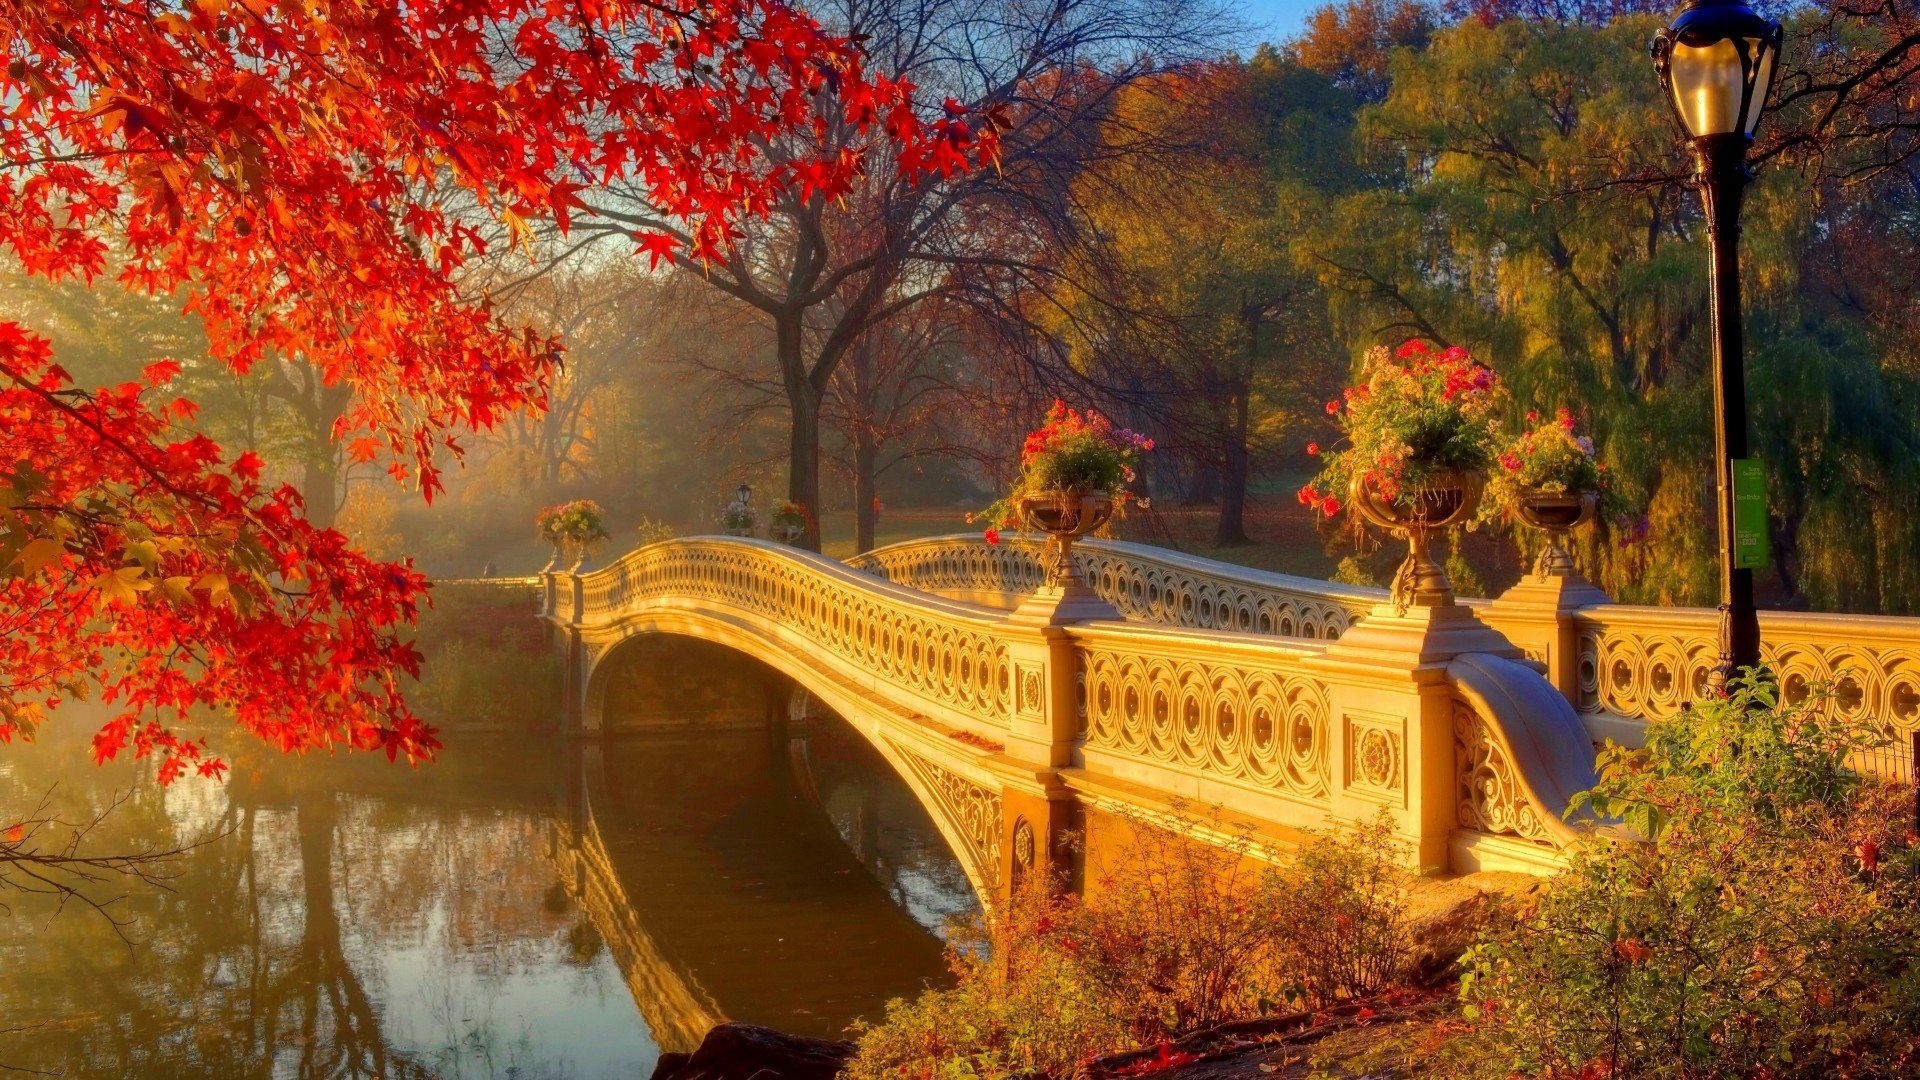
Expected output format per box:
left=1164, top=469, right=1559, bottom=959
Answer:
left=1515, top=489, right=1597, bottom=578
left=566, top=539, right=597, bottom=573
left=1017, top=489, right=1112, bottom=589
left=541, top=542, right=563, bottom=574
left=1349, top=467, right=1483, bottom=610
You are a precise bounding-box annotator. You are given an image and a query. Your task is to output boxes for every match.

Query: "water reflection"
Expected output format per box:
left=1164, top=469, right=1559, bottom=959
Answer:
left=0, top=710, right=974, bottom=1076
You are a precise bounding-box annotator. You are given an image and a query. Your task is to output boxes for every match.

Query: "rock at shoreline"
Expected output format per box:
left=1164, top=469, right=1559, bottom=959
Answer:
left=649, top=1023, right=855, bottom=1080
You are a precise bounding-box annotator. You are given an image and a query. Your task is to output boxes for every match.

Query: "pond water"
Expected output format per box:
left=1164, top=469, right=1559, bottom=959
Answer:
left=0, top=709, right=976, bottom=1078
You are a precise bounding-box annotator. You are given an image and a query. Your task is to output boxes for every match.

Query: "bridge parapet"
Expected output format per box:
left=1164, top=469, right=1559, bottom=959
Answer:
left=548, top=536, right=1603, bottom=880
left=850, top=535, right=1381, bottom=639
left=854, top=535, right=1920, bottom=780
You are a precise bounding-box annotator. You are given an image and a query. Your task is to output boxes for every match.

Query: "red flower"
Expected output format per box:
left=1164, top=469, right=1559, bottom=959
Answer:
left=1326, top=399, right=1341, bottom=415
left=983, top=527, right=1001, bottom=545
left=1321, top=495, right=1342, bottom=517
left=1306, top=441, right=1320, bottom=456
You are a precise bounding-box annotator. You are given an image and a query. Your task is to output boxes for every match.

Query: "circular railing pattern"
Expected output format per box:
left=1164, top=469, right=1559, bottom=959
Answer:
left=577, top=539, right=1013, bottom=723
left=1079, top=642, right=1333, bottom=804
left=852, top=536, right=1374, bottom=641
left=1578, top=610, right=1920, bottom=779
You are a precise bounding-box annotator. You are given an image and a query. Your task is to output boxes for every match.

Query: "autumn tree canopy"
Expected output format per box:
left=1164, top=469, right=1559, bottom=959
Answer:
left=0, top=0, right=993, bottom=779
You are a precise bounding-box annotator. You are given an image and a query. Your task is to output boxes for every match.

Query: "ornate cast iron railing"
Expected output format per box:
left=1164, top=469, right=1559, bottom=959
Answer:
left=850, top=534, right=1382, bottom=639
left=547, top=535, right=1599, bottom=875
left=853, top=534, right=1920, bottom=780
left=562, top=537, right=1017, bottom=729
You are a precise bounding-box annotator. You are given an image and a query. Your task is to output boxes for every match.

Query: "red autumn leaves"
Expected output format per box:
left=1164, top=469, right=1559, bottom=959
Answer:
left=0, top=0, right=998, bottom=779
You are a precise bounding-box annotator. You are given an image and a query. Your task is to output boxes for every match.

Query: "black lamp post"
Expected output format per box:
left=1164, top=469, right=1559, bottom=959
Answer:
left=1652, top=0, right=1782, bottom=684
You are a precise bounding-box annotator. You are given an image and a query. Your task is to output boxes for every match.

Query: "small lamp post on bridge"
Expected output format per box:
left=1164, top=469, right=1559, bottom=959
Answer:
left=1651, top=0, right=1782, bottom=685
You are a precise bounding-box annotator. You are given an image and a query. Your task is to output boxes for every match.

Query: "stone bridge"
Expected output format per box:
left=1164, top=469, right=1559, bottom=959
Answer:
left=538, top=534, right=1920, bottom=904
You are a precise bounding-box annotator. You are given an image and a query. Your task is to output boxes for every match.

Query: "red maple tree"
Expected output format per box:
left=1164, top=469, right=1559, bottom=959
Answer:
left=0, top=0, right=996, bottom=780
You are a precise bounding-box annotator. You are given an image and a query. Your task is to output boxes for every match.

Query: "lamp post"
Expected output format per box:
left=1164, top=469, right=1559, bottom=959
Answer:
left=1652, top=0, right=1782, bottom=685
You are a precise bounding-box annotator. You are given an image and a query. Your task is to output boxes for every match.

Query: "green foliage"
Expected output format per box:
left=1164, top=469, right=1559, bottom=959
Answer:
left=1459, top=675, right=1920, bottom=1076
left=1442, top=538, right=1486, bottom=599
left=1330, top=554, right=1383, bottom=587
left=1304, top=13, right=1920, bottom=612
left=843, top=894, right=1130, bottom=1080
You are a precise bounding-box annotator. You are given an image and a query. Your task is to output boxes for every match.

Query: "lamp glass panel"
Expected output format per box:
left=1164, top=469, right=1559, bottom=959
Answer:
left=1668, top=38, right=1744, bottom=136
left=1743, top=38, right=1775, bottom=134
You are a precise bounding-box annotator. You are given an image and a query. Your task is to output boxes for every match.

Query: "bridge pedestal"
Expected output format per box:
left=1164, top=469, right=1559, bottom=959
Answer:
left=1320, top=601, right=1524, bottom=871
left=1481, top=572, right=1611, bottom=705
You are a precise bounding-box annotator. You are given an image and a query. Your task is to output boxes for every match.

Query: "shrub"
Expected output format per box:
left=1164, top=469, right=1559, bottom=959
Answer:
left=1060, top=807, right=1292, bottom=1039
left=844, top=885, right=1130, bottom=1079
left=1459, top=675, right=1920, bottom=1077
left=845, top=807, right=1416, bottom=1076
left=1273, top=815, right=1413, bottom=1010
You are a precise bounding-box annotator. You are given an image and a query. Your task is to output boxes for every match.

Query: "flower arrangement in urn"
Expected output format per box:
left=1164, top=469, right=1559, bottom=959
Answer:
left=721, top=490, right=758, bottom=536
left=768, top=499, right=808, bottom=544
left=536, top=499, right=609, bottom=570
left=1301, top=340, right=1503, bottom=609
left=1484, top=409, right=1620, bottom=577
left=976, top=400, right=1152, bottom=585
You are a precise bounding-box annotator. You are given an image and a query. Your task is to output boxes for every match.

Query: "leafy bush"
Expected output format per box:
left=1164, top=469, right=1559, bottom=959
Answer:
left=844, top=886, right=1130, bottom=1080
left=1274, top=815, right=1413, bottom=1010
left=1459, top=675, right=1920, bottom=1077
left=1060, top=808, right=1292, bottom=1039
left=845, top=808, right=1414, bottom=1077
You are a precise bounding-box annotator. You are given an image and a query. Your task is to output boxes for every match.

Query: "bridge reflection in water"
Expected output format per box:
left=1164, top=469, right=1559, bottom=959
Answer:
left=555, top=658, right=976, bottom=1050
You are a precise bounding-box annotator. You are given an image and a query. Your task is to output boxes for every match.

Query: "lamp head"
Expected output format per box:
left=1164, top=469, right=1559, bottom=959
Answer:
left=1651, top=0, right=1782, bottom=142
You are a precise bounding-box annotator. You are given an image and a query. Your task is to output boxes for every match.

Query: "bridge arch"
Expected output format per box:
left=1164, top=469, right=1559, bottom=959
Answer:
left=582, top=616, right=1006, bottom=904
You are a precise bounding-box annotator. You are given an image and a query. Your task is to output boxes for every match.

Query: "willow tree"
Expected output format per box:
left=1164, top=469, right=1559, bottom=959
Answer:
left=1305, top=13, right=1920, bottom=611
left=1041, top=52, right=1352, bottom=545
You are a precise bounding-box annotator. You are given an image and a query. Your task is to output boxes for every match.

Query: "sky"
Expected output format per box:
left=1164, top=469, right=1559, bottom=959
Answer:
left=1231, top=0, right=1322, bottom=49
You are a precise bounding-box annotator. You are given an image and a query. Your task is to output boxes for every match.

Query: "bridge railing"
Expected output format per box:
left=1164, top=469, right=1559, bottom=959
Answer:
left=850, top=534, right=1382, bottom=639
left=854, top=534, right=1920, bottom=780
left=550, top=535, right=1604, bottom=875
left=557, top=537, right=1018, bottom=740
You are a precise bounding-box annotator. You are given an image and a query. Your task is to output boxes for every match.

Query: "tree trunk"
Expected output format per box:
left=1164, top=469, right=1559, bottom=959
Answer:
left=1214, top=384, right=1252, bottom=546
left=854, top=435, right=878, bottom=554
left=779, top=313, right=824, bottom=551
left=302, top=453, right=340, bottom=530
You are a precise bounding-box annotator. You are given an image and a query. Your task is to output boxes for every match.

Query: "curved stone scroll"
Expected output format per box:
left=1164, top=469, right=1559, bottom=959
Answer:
left=1447, top=653, right=1600, bottom=848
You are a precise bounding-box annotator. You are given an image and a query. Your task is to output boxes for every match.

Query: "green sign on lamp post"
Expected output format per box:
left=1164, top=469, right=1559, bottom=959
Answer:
left=1732, top=458, right=1769, bottom=571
